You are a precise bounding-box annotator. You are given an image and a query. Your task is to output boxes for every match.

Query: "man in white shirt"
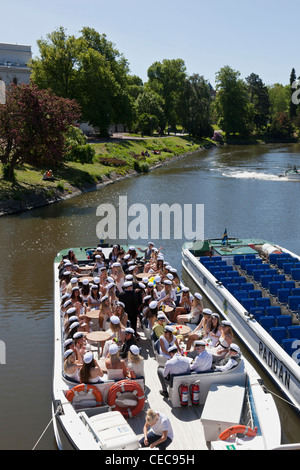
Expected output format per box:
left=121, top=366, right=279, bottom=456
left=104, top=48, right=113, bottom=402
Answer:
left=157, top=345, right=191, bottom=397
left=214, top=343, right=241, bottom=372
left=190, top=340, right=213, bottom=372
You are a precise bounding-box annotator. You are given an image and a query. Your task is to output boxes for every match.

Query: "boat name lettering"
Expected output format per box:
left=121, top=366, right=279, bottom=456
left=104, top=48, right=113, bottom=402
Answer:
left=259, top=341, right=290, bottom=389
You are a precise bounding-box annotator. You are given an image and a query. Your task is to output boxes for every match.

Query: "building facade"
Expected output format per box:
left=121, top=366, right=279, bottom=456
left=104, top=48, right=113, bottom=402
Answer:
left=0, top=43, right=32, bottom=85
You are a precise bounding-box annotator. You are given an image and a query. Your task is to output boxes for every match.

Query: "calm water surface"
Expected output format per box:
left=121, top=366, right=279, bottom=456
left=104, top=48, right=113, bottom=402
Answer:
left=0, top=143, right=299, bottom=449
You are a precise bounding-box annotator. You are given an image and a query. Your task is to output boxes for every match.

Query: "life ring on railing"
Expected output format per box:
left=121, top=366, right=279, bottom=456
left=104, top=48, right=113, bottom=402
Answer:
left=219, top=425, right=258, bottom=441
left=107, top=379, right=145, bottom=418
left=66, top=384, right=103, bottom=405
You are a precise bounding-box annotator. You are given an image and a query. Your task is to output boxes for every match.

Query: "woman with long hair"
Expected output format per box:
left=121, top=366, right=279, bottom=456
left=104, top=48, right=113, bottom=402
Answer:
left=105, top=344, right=128, bottom=380
left=79, top=351, right=104, bottom=384
left=176, top=292, right=203, bottom=325
left=127, top=345, right=144, bottom=379
left=64, top=349, right=82, bottom=382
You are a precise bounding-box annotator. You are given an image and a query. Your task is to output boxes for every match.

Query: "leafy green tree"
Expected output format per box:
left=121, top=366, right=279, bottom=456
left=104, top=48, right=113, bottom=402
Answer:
left=246, top=73, right=270, bottom=132
left=268, top=83, right=290, bottom=117
left=268, top=112, right=295, bottom=140
left=178, top=74, right=213, bottom=137
left=134, top=90, right=166, bottom=133
left=0, top=83, right=80, bottom=180
left=289, top=68, right=298, bottom=120
left=147, top=59, right=187, bottom=129
left=214, top=66, right=249, bottom=137
left=30, top=27, right=82, bottom=98
left=30, top=27, right=134, bottom=136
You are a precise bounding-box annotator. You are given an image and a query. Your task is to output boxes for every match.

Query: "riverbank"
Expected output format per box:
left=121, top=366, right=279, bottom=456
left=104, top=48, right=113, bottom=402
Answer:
left=0, top=135, right=214, bottom=216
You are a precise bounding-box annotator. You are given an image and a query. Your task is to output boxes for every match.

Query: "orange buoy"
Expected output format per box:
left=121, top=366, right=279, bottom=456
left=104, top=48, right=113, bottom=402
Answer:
left=107, top=379, right=145, bottom=418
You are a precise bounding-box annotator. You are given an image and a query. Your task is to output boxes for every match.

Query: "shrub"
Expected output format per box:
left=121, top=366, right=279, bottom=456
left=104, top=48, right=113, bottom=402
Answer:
left=65, top=144, right=95, bottom=164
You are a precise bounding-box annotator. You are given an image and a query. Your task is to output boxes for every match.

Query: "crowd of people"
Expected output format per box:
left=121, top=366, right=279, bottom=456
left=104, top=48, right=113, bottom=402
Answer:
left=59, top=242, right=242, bottom=450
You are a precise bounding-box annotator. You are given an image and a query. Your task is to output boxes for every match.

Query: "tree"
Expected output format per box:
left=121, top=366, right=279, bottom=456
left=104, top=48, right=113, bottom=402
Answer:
left=268, top=112, right=295, bottom=140
left=214, top=66, right=249, bottom=137
left=246, top=73, right=270, bottom=132
left=0, top=83, right=81, bottom=180
left=147, top=59, right=187, bottom=129
left=178, top=74, right=213, bottom=137
left=134, top=90, right=166, bottom=133
left=30, top=27, right=134, bottom=136
left=289, top=68, right=298, bottom=120
left=268, top=83, right=290, bottom=117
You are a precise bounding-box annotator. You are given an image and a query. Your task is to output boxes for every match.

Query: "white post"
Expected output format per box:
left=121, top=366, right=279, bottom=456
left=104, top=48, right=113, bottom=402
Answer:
left=0, top=80, right=6, bottom=104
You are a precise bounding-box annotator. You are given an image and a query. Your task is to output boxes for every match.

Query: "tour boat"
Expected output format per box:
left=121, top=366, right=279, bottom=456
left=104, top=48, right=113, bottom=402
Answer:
left=52, top=244, right=283, bottom=451
left=182, top=236, right=300, bottom=414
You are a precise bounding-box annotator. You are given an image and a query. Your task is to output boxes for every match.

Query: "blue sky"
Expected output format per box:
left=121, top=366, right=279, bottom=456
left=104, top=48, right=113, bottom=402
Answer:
left=1, top=0, right=299, bottom=87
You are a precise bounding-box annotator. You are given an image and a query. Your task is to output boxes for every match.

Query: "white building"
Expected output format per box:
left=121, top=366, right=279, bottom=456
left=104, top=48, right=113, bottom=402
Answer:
left=0, top=43, right=32, bottom=85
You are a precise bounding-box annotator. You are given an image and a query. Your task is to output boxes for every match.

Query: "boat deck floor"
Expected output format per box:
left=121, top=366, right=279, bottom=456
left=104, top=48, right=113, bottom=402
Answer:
left=93, top=328, right=208, bottom=451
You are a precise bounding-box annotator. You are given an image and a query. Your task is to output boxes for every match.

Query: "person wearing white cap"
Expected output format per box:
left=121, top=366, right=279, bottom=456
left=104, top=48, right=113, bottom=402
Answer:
left=79, top=351, right=104, bottom=384
left=98, top=295, right=112, bottom=330
left=105, top=343, right=128, bottom=380
left=214, top=343, right=241, bottom=372
left=159, top=280, right=177, bottom=314
left=115, top=301, right=128, bottom=328
left=159, top=326, right=181, bottom=359
left=207, top=313, right=221, bottom=347
left=59, top=270, right=72, bottom=296
left=110, top=262, right=125, bottom=293
left=172, top=287, right=194, bottom=322
left=157, top=344, right=191, bottom=398
left=186, top=308, right=213, bottom=351
left=176, top=292, right=203, bottom=325
left=108, top=244, right=120, bottom=266
left=63, top=349, right=82, bottom=382
left=119, top=327, right=138, bottom=359
left=87, top=284, right=101, bottom=309
left=127, top=344, right=144, bottom=379
left=80, top=279, right=91, bottom=305
left=137, top=242, right=154, bottom=262
left=106, top=315, right=124, bottom=345
left=190, top=340, right=213, bottom=372
left=209, top=320, right=234, bottom=359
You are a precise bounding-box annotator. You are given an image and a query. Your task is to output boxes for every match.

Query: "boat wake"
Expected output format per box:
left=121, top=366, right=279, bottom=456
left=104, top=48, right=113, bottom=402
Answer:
left=221, top=170, right=288, bottom=181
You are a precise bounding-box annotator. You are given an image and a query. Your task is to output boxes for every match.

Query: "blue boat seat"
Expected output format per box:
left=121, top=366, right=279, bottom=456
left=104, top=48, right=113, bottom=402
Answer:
left=287, top=325, right=300, bottom=339
left=283, top=263, right=294, bottom=275
left=245, top=254, right=256, bottom=259
left=265, top=306, right=281, bottom=317
left=240, top=259, right=250, bottom=270
left=260, top=275, right=272, bottom=289
left=240, top=282, right=254, bottom=291
left=276, top=315, right=292, bottom=328
left=235, top=276, right=247, bottom=285
left=235, top=290, right=249, bottom=302
left=241, top=298, right=256, bottom=311
left=291, top=268, right=300, bottom=281
left=253, top=269, right=265, bottom=282
left=268, top=281, right=281, bottom=297
left=246, top=264, right=258, bottom=276
left=277, top=288, right=291, bottom=304
left=248, top=290, right=262, bottom=299
left=292, top=288, right=300, bottom=296
left=249, top=307, right=266, bottom=319
left=273, top=274, right=286, bottom=283
left=282, top=280, right=295, bottom=291
left=227, top=283, right=239, bottom=294
left=256, top=297, right=271, bottom=309
left=277, top=257, right=291, bottom=269
left=270, top=327, right=287, bottom=343
left=260, top=316, right=275, bottom=332
left=288, top=295, right=300, bottom=312
left=264, top=269, right=278, bottom=277
left=234, top=255, right=245, bottom=265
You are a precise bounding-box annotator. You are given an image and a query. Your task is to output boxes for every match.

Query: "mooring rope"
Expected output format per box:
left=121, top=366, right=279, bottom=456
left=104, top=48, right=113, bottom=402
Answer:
left=32, top=404, right=63, bottom=450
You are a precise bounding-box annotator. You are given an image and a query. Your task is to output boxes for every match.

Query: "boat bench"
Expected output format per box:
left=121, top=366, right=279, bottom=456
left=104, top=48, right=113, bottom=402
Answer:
left=79, top=410, right=140, bottom=450
left=167, top=360, right=246, bottom=407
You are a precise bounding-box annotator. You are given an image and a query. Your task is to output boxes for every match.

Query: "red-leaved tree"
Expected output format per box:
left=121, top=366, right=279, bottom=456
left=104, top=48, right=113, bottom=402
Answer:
left=0, top=83, right=81, bottom=179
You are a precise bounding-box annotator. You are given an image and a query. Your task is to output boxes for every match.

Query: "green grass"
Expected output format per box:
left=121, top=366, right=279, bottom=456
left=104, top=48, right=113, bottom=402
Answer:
left=0, top=135, right=212, bottom=205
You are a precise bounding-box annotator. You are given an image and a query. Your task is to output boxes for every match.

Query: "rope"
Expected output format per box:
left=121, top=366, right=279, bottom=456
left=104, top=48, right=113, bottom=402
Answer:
left=260, top=383, right=300, bottom=412
left=32, top=404, right=63, bottom=450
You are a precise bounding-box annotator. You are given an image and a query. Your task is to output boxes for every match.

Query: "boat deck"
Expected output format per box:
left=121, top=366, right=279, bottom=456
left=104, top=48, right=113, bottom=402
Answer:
left=125, top=331, right=207, bottom=450
left=89, top=327, right=207, bottom=450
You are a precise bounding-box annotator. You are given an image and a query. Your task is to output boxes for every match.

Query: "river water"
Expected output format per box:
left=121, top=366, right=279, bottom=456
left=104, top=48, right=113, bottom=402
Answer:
left=0, top=143, right=299, bottom=450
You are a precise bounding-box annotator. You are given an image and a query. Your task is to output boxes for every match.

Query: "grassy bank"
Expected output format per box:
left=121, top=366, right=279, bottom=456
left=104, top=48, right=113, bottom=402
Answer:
left=0, top=135, right=213, bottom=215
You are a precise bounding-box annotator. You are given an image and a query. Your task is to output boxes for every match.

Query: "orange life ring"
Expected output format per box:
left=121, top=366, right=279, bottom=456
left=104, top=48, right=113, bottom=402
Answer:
left=219, top=425, right=258, bottom=441
left=107, top=379, right=145, bottom=418
left=66, top=384, right=103, bottom=405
